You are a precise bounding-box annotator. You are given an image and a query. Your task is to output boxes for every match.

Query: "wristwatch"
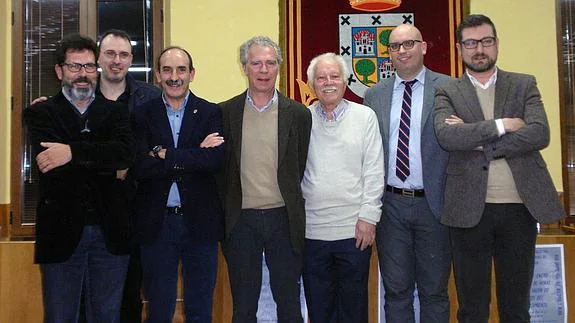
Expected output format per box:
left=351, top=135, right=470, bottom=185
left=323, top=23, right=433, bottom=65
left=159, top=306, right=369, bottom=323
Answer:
left=152, top=145, right=163, bottom=158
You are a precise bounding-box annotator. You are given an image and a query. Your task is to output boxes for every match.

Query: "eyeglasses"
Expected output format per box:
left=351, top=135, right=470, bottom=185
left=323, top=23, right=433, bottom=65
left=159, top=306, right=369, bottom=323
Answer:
left=461, top=36, right=496, bottom=49
left=102, top=50, right=132, bottom=61
left=61, top=63, right=98, bottom=73
left=388, top=40, right=422, bottom=52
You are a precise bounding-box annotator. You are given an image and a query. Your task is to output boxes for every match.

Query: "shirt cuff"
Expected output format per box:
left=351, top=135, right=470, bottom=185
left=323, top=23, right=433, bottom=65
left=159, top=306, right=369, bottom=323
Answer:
left=495, top=119, right=505, bottom=136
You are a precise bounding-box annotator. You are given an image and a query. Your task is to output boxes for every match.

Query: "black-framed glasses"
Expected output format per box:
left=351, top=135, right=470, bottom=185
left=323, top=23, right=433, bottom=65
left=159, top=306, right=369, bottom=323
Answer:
left=102, top=50, right=132, bottom=61
left=388, top=40, right=422, bottom=52
left=61, top=63, right=98, bottom=73
left=461, top=36, right=496, bottom=49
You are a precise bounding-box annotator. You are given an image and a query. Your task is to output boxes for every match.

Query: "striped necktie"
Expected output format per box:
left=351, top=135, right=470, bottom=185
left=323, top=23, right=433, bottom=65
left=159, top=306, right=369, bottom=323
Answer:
left=396, top=79, right=417, bottom=182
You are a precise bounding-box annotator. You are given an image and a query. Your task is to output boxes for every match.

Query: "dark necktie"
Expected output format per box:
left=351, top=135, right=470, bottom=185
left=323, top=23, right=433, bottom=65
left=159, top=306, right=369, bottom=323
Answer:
left=396, top=79, right=417, bottom=182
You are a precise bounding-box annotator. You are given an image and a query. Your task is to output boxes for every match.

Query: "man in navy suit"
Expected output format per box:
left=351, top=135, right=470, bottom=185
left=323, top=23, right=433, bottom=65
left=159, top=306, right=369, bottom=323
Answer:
left=132, top=46, right=224, bottom=323
left=363, top=24, right=452, bottom=323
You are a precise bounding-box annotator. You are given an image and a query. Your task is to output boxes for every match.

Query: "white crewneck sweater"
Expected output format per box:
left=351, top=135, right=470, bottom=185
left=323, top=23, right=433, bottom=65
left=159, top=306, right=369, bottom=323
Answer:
left=302, top=100, right=385, bottom=241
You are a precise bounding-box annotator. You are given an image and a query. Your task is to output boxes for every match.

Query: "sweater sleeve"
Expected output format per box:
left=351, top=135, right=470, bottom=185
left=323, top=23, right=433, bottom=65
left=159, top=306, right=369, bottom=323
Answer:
left=358, top=107, right=385, bottom=225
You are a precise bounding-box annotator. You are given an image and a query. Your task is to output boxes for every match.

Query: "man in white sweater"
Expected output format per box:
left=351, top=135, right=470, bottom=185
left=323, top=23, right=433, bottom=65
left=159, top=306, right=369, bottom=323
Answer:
left=301, top=52, right=385, bottom=323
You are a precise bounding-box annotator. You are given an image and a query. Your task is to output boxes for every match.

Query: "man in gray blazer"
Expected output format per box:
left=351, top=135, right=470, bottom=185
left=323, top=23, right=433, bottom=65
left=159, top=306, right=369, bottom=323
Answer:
left=433, top=14, right=565, bottom=322
left=363, top=24, right=452, bottom=323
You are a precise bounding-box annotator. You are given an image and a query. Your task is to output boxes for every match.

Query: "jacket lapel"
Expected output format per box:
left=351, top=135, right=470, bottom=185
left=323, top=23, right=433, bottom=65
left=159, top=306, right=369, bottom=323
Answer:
left=178, top=92, right=199, bottom=146
left=149, top=98, right=175, bottom=147
left=456, top=76, right=485, bottom=122
left=494, top=69, right=510, bottom=118
left=277, top=93, right=293, bottom=165
left=420, top=70, right=435, bottom=131
left=229, top=92, right=246, bottom=167
left=380, top=76, right=395, bottom=143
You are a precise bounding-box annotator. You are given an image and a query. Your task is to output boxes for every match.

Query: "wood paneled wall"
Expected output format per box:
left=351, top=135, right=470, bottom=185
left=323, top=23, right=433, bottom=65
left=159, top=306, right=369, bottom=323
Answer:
left=1, top=235, right=573, bottom=323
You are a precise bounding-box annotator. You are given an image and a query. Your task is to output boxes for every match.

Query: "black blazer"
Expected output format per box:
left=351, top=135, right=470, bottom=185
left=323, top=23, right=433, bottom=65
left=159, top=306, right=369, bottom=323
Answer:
left=132, top=92, right=224, bottom=244
left=219, top=91, right=312, bottom=254
left=23, top=92, right=135, bottom=263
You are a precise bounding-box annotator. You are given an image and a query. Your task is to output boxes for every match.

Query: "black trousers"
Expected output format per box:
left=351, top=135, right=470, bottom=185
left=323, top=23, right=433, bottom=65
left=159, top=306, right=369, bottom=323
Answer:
left=450, top=203, right=537, bottom=323
left=222, top=207, right=303, bottom=323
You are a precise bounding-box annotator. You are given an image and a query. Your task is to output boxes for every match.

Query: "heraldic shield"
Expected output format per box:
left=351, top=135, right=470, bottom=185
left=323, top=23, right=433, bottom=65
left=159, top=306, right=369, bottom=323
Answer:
left=339, top=13, right=414, bottom=98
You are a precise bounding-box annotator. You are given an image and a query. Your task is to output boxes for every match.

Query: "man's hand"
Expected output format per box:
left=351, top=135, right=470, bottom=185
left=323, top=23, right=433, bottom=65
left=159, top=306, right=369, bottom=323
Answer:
left=502, top=118, right=525, bottom=133
left=355, top=219, right=376, bottom=251
left=36, top=142, right=72, bottom=173
left=31, top=96, right=48, bottom=105
left=444, top=114, right=464, bottom=125
left=200, top=132, right=224, bottom=148
left=116, top=169, right=128, bottom=180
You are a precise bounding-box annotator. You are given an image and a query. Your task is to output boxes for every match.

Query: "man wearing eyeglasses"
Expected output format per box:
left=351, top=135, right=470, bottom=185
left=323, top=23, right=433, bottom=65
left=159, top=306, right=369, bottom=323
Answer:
left=97, top=29, right=161, bottom=323
left=434, top=14, right=565, bottom=322
left=23, top=34, right=135, bottom=322
left=363, top=24, right=452, bottom=323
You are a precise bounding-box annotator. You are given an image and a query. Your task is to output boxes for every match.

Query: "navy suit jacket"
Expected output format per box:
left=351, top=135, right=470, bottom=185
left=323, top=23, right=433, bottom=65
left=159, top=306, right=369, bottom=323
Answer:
left=132, top=91, right=224, bottom=244
left=363, top=69, right=452, bottom=218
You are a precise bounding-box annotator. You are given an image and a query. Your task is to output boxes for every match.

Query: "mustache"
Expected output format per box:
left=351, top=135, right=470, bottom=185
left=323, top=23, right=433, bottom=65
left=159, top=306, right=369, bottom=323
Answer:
left=72, top=76, right=92, bottom=84
left=165, top=79, right=184, bottom=87
left=472, top=54, right=489, bottom=60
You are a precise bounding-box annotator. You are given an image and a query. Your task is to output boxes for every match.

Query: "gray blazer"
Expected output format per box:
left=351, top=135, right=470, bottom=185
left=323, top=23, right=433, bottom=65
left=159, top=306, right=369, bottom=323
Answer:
left=363, top=68, right=451, bottom=218
left=433, top=69, right=565, bottom=227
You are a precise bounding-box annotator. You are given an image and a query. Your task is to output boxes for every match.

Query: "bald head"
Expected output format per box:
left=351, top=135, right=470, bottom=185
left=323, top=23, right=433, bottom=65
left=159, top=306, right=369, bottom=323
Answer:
left=388, top=24, right=427, bottom=80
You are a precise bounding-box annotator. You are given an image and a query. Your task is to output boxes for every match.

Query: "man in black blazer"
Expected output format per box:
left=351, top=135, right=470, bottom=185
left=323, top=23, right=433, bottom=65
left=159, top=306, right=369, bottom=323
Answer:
left=132, top=46, right=224, bottom=322
left=434, top=14, right=565, bottom=322
left=219, top=36, right=312, bottom=322
left=24, top=34, right=135, bottom=322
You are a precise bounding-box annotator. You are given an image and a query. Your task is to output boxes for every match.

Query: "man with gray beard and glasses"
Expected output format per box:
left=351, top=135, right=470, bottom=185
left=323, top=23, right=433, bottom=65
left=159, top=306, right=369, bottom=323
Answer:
left=24, top=34, right=135, bottom=323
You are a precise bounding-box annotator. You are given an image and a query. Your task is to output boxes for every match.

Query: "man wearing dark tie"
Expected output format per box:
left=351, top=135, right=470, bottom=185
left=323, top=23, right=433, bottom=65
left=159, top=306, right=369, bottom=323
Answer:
left=363, top=24, right=452, bottom=323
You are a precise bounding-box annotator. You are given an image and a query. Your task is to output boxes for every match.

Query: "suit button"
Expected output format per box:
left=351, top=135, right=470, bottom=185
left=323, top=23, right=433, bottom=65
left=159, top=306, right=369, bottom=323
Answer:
left=482, top=166, right=488, bottom=171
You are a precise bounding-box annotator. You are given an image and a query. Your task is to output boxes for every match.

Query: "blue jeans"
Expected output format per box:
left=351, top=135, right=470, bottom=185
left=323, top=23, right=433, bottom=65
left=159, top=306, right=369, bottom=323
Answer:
left=377, top=192, right=451, bottom=323
left=303, top=238, right=371, bottom=323
left=41, top=225, right=129, bottom=323
left=141, top=215, right=218, bottom=323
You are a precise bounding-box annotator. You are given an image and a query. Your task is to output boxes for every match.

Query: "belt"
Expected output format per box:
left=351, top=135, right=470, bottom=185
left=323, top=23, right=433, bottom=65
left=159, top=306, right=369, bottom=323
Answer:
left=386, top=185, right=425, bottom=197
left=166, top=206, right=183, bottom=215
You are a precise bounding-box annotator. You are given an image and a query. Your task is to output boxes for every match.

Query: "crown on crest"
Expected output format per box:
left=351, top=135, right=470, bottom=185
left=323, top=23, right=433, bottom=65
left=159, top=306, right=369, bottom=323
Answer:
left=349, top=0, right=401, bottom=12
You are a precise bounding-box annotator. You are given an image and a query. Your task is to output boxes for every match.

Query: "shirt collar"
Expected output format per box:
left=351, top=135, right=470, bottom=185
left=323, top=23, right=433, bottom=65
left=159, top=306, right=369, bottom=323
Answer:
left=394, top=67, right=426, bottom=90
left=162, top=91, right=190, bottom=112
left=314, top=99, right=349, bottom=122
left=246, top=89, right=278, bottom=112
left=466, top=67, right=498, bottom=90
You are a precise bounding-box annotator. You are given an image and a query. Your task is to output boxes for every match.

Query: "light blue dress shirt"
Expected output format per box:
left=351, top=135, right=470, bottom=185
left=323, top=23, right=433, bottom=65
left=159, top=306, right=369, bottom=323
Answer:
left=163, top=92, right=190, bottom=207
left=387, top=68, right=426, bottom=189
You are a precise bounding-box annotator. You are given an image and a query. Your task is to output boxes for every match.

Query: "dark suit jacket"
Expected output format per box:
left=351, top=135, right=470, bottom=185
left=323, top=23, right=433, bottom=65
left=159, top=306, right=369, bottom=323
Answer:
left=433, top=69, right=565, bottom=227
left=23, top=91, right=135, bottom=263
left=132, top=92, right=224, bottom=244
left=363, top=69, right=452, bottom=218
left=219, top=91, right=312, bottom=254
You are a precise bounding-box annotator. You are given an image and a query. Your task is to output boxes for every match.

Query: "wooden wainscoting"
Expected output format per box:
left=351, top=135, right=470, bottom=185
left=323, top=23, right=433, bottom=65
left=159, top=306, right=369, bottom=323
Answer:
left=0, top=204, right=8, bottom=238
left=2, top=234, right=574, bottom=323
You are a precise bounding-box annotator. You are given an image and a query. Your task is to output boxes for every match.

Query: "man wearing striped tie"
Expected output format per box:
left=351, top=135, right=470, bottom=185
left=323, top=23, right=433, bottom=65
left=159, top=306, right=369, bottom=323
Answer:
left=363, top=24, right=452, bottom=323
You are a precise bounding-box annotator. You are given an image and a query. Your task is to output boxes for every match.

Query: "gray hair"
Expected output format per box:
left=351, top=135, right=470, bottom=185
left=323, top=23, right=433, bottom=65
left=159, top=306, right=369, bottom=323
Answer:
left=306, top=52, right=349, bottom=89
left=239, top=36, right=282, bottom=65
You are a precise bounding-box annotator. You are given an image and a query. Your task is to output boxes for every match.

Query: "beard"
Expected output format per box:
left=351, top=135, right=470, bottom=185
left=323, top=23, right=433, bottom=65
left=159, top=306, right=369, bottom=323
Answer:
left=463, top=53, right=496, bottom=73
left=62, top=76, right=96, bottom=102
